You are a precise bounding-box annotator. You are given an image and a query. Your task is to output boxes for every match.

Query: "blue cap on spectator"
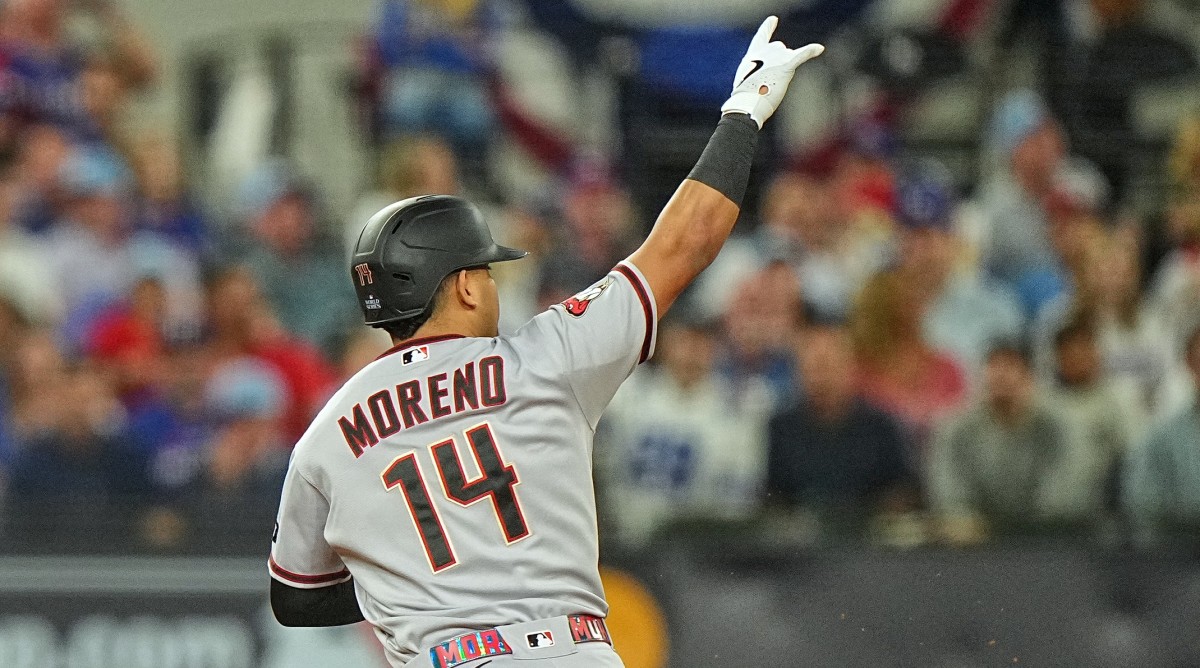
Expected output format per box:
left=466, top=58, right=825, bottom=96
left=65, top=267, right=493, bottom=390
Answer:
left=896, top=162, right=954, bottom=231
left=236, top=159, right=307, bottom=222
left=59, top=144, right=133, bottom=197
left=990, top=89, right=1051, bottom=156
left=205, top=358, right=286, bottom=422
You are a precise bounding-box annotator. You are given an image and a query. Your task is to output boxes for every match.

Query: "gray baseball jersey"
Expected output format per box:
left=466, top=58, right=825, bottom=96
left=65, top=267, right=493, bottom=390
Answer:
left=269, top=260, right=657, bottom=666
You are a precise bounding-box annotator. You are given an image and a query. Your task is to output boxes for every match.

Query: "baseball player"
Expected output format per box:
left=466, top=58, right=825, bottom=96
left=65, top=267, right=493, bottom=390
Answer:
left=269, top=17, right=823, bottom=668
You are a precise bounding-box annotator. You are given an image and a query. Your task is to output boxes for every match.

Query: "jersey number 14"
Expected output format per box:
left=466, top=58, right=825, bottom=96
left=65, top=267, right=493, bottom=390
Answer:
left=381, top=423, right=529, bottom=572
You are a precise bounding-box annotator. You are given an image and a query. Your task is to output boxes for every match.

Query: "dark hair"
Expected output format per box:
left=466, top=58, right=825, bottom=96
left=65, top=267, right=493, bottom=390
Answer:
left=985, top=337, right=1032, bottom=366
left=377, top=273, right=457, bottom=342
left=1053, top=312, right=1097, bottom=349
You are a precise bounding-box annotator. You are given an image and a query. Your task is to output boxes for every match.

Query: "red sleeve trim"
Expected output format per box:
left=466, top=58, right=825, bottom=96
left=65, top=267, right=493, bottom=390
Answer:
left=614, top=264, right=654, bottom=364
left=269, top=556, right=351, bottom=586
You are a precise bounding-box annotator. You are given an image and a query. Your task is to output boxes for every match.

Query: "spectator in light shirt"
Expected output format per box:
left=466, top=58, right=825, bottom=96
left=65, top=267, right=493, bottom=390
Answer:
left=893, top=161, right=1024, bottom=379
left=1046, top=315, right=1135, bottom=518
left=598, top=316, right=770, bottom=546
left=979, top=89, right=1066, bottom=291
left=1124, top=324, right=1200, bottom=540
left=929, top=342, right=1092, bottom=543
left=45, top=144, right=203, bottom=350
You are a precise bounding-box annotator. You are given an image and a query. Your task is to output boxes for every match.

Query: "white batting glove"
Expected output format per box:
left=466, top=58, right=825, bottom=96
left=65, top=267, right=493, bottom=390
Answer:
left=721, top=16, right=825, bottom=129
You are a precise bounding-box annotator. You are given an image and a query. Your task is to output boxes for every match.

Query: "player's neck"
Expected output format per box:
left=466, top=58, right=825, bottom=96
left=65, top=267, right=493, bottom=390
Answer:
left=393, top=314, right=492, bottom=346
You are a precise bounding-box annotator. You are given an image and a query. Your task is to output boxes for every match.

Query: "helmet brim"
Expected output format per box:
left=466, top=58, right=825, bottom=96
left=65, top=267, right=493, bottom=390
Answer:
left=482, top=244, right=529, bottom=264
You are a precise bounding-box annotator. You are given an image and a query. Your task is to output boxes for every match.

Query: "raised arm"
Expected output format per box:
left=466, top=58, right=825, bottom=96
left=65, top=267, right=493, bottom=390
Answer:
left=628, top=17, right=823, bottom=316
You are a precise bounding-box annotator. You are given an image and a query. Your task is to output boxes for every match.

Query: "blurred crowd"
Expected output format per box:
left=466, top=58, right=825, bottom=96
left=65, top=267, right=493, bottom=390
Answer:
left=0, top=0, right=1199, bottom=554
left=599, top=105, right=1200, bottom=548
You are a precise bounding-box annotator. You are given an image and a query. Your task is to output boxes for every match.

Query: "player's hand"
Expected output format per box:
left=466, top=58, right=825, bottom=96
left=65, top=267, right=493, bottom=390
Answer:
left=721, top=16, right=824, bottom=129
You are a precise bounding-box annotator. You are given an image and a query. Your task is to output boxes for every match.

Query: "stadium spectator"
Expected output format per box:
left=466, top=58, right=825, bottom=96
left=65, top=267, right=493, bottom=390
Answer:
left=84, top=275, right=168, bottom=404
left=718, top=261, right=804, bottom=406
left=7, top=123, right=69, bottom=233
left=694, top=172, right=858, bottom=322
left=202, top=266, right=336, bottom=443
left=0, top=297, right=28, bottom=477
left=231, top=160, right=358, bottom=354
left=0, top=169, right=62, bottom=323
left=6, top=328, right=67, bottom=441
left=144, top=357, right=290, bottom=551
left=130, top=134, right=212, bottom=258
left=979, top=89, right=1068, bottom=294
left=832, top=118, right=899, bottom=222
left=766, top=324, right=915, bottom=533
left=1125, top=324, right=1200, bottom=539
left=851, top=269, right=967, bottom=453
left=928, top=343, right=1091, bottom=543
left=894, top=163, right=1024, bottom=378
left=0, top=0, right=157, bottom=151
left=538, top=166, right=638, bottom=304
left=127, top=345, right=213, bottom=493
left=1151, top=115, right=1200, bottom=349
left=45, top=144, right=203, bottom=348
left=493, top=202, right=553, bottom=333
left=194, top=357, right=289, bottom=496
left=77, top=54, right=128, bottom=147
left=1052, top=0, right=1198, bottom=200
left=6, top=361, right=148, bottom=501
left=1092, top=232, right=1191, bottom=423
left=692, top=172, right=801, bottom=319
left=1035, top=231, right=1189, bottom=426
left=1046, top=315, right=1135, bottom=515
left=370, top=0, right=497, bottom=159
left=597, top=317, right=769, bottom=546
left=828, top=119, right=900, bottom=290
left=1018, top=159, right=1111, bottom=319
left=345, top=134, right=462, bottom=256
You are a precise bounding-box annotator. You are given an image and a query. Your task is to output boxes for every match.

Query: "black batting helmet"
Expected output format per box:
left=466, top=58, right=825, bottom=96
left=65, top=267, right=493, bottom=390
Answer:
left=350, top=195, right=527, bottom=327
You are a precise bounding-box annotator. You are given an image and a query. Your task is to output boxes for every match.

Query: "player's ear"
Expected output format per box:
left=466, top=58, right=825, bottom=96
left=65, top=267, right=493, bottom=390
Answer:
left=454, top=269, right=480, bottom=309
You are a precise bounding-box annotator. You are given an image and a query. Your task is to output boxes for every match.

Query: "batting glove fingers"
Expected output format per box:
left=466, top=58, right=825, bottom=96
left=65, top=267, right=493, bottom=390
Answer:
left=721, top=16, right=824, bottom=128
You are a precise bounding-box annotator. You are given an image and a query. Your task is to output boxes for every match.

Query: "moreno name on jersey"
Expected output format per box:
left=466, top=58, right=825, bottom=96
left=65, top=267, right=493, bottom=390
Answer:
left=338, top=353, right=507, bottom=458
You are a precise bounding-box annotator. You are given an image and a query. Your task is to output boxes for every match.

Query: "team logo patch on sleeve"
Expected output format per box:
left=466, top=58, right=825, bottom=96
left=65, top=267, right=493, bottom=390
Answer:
left=561, top=277, right=614, bottom=317
left=401, top=346, right=430, bottom=365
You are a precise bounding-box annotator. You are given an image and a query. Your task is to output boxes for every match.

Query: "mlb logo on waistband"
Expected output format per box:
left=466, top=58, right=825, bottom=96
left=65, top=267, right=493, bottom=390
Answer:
left=526, top=631, right=554, bottom=648
left=401, top=346, right=430, bottom=365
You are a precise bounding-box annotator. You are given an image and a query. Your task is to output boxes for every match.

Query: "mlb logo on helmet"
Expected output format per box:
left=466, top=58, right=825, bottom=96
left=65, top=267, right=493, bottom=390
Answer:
left=401, top=346, right=430, bottom=365
left=364, top=294, right=382, bottom=310
left=526, top=631, right=554, bottom=648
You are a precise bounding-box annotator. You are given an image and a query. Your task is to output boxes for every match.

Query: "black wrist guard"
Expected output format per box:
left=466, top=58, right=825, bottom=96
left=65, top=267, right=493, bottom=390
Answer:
left=686, top=112, right=759, bottom=207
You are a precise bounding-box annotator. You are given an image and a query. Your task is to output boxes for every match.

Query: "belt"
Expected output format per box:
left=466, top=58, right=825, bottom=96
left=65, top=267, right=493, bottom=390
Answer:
left=427, top=614, right=611, bottom=668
